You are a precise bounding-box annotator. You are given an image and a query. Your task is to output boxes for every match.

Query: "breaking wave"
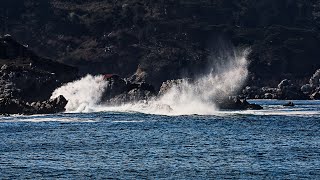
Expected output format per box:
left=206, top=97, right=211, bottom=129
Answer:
left=51, top=75, right=108, bottom=112
left=51, top=48, right=250, bottom=115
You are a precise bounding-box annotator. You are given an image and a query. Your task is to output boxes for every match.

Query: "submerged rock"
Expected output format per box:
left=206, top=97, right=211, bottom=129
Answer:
left=283, top=101, right=295, bottom=107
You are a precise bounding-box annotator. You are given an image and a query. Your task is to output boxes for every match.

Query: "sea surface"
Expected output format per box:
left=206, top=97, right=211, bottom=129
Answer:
left=1, top=100, right=320, bottom=179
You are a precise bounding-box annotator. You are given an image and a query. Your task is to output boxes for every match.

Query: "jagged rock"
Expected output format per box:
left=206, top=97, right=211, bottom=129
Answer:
left=309, top=69, right=320, bottom=86
left=101, top=75, right=156, bottom=105
left=217, top=97, right=263, bottom=110
left=301, top=84, right=313, bottom=94
left=0, top=36, right=78, bottom=102
left=0, top=95, right=68, bottom=115
left=158, top=79, right=190, bottom=96
left=310, top=89, right=320, bottom=100
left=300, top=69, right=320, bottom=99
left=278, top=79, right=291, bottom=90
left=264, top=93, right=273, bottom=99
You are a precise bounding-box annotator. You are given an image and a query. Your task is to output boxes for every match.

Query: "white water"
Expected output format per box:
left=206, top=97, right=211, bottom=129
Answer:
left=51, top=49, right=250, bottom=115
left=51, top=75, right=108, bottom=112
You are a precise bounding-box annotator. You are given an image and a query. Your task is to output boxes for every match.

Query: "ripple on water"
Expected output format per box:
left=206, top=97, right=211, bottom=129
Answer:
left=0, top=100, right=320, bottom=178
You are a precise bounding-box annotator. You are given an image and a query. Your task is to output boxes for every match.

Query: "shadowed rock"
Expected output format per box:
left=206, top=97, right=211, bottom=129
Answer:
left=0, top=95, right=67, bottom=115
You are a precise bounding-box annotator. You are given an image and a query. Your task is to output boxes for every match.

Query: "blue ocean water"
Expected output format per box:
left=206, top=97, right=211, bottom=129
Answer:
left=0, top=100, right=320, bottom=179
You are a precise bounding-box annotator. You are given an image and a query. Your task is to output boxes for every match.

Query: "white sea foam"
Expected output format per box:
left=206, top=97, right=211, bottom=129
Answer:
left=51, top=48, right=250, bottom=115
left=51, top=75, right=108, bottom=112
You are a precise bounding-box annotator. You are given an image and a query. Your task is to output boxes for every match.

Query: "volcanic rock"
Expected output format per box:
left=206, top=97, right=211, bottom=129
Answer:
left=310, top=89, right=320, bottom=100
left=0, top=95, right=68, bottom=115
left=101, top=75, right=156, bottom=105
left=4, top=1, right=320, bottom=89
left=0, top=35, right=78, bottom=102
left=217, top=97, right=263, bottom=110
left=283, top=102, right=295, bottom=107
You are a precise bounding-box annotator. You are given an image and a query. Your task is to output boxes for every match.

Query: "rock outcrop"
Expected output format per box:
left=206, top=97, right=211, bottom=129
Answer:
left=301, top=69, right=320, bottom=100
left=0, top=35, right=78, bottom=114
left=101, top=75, right=156, bottom=105
left=242, top=79, right=308, bottom=100
left=217, top=97, right=263, bottom=110
left=0, top=95, right=67, bottom=115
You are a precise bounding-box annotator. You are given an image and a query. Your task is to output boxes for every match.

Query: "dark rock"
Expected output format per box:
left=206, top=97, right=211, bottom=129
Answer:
left=0, top=36, right=78, bottom=102
left=310, top=90, right=320, bottom=100
left=5, top=1, right=320, bottom=89
left=0, top=95, right=67, bottom=115
left=217, top=97, right=263, bottom=110
left=264, top=93, right=273, bottom=99
left=300, top=69, right=320, bottom=99
left=301, top=84, right=313, bottom=95
left=101, top=75, right=156, bottom=105
left=283, top=101, right=295, bottom=107
left=309, top=69, right=320, bottom=87
left=278, top=79, right=291, bottom=90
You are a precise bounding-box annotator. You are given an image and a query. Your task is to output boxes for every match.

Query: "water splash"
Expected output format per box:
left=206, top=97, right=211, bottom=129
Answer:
left=51, top=75, right=108, bottom=112
left=152, top=48, right=250, bottom=115
left=51, top=48, right=250, bottom=115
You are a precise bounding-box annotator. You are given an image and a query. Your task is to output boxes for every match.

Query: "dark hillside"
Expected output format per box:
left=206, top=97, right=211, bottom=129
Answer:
left=2, top=0, right=320, bottom=88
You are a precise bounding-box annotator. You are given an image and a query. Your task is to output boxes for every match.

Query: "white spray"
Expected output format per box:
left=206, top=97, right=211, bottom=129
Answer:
left=51, top=48, right=250, bottom=115
left=51, top=75, right=108, bottom=112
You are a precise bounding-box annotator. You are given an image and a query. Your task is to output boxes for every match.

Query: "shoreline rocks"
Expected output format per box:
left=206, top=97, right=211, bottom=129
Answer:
left=101, top=75, right=156, bottom=105
left=217, top=97, right=263, bottom=110
left=0, top=95, right=67, bottom=115
left=0, top=36, right=78, bottom=115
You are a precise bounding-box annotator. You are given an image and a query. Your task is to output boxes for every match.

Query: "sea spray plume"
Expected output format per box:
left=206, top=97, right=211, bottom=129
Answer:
left=50, top=48, right=250, bottom=115
left=51, top=75, right=108, bottom=112
left=152, top=48, right=250, bottom=115
left=105, top=48, right=251, bottom=115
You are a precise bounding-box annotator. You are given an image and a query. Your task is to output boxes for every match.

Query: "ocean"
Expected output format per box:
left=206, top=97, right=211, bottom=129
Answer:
left=1, top=100, right=320, bottom=179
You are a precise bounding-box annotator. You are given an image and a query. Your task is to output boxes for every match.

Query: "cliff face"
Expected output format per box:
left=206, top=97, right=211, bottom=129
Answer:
left=0, top=35, right=78, bottom=102
left=2, top=0, right=320, bottom=88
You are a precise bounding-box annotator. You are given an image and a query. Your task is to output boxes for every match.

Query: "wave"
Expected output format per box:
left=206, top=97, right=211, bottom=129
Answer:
left=51, top=48, right=250, bottom=115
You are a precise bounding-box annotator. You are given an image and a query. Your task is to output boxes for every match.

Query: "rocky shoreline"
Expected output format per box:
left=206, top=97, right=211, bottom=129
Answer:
left=0, top=95, right=67, bottom=115
left=241, top=69, right=320, bottom=100
left=1, top=35, right=319, bottom=115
